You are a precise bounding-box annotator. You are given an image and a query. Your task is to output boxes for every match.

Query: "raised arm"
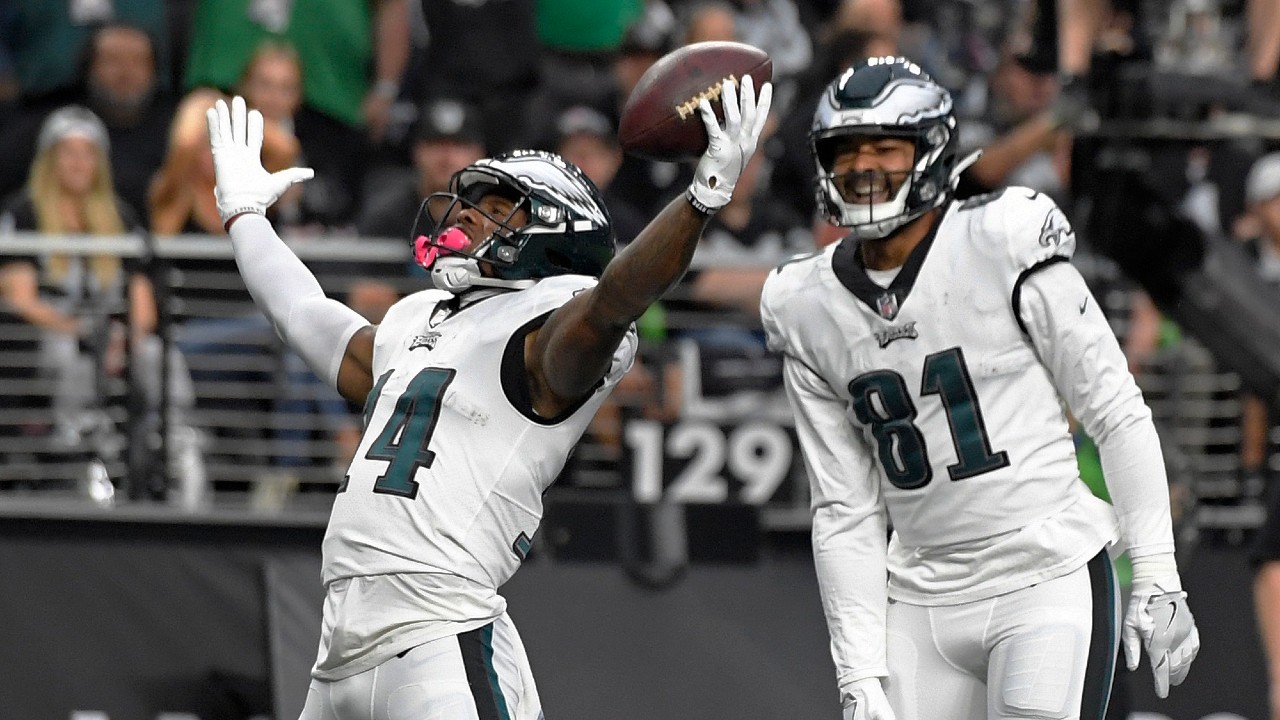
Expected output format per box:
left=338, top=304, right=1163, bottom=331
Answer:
left=526, top=76, right=773, bottom=417
left=207, top=96, right=376, bottom=405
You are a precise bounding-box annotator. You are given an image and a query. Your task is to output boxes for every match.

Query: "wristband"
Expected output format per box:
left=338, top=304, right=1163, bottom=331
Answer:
left=684, top=188, right=716, bottom=216
left=222, top=208, right=265, bottom=233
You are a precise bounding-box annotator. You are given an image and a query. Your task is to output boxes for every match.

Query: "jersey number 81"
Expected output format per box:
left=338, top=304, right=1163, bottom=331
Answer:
left=848, top=347, right=1009, bottom=489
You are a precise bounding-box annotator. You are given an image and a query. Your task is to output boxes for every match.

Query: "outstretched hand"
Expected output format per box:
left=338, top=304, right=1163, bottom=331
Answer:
left=687, top=74, right=773, bottom=214
left=205, top=95, right=314, bottom=230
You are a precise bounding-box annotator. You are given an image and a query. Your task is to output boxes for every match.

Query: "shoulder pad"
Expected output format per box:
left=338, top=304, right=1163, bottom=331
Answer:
left=521, top=274, right=597, bottom=310
left=531, top=274, right=598, bottom=292
left=958, top=187, right=1075, bottom=272
left=763, top=249, right=825, bottom=307
left=773, top=249, right=824, bottom=275
left=956, top=187, right=1008, bottom=211
left=383, top=288, right=450, bottom=327
left=761, top=247, right=829, bottom=352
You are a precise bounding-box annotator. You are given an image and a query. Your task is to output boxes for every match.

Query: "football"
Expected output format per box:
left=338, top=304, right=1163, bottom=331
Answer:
left=618, top=41, right=773, bottom=162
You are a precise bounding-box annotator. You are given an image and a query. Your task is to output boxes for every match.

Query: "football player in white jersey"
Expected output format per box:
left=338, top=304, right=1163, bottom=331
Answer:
left=759, top=57, right=1199, bottom=720
left=204, top=77, right=771, bottom=720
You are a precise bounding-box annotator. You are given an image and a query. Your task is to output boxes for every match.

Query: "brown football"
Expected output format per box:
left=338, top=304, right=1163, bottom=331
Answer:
left=618, top=41, right=773, bottom=162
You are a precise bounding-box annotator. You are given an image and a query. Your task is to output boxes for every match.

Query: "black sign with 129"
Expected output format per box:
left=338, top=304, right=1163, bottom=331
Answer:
left=621, top=418, right=800, bottom=505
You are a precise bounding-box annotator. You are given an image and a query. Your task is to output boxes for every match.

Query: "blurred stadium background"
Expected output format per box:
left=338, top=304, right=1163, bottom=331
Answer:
left=1, top=0, right=1278, bottom=718
left=0, top=234, right=1266, bottom=720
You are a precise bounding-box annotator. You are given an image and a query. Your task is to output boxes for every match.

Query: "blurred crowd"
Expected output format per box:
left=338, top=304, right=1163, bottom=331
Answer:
left=4, top=3, right=1280, bottom=716
left=0, top=0, right=1277, bottom=502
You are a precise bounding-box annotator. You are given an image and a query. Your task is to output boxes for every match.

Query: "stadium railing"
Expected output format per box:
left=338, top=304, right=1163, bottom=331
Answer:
left=0, top=231, right=1265, bottom=538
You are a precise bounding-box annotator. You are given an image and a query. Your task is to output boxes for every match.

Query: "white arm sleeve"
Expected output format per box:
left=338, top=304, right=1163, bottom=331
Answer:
left=781, top=354, right=891, bottom=690
left=227, top=214, right=369, bottom=389
left=1017, top=261, right=1175, bottom=558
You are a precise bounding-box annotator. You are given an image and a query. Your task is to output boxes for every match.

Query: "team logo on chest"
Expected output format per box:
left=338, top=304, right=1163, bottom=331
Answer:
left=410, top=332, right=442, bottom=351
left=876, top=291, right=901, bottom=320
left=874, top=320, right=918, bottom=348
left=413, top=300, right=459, bottom=350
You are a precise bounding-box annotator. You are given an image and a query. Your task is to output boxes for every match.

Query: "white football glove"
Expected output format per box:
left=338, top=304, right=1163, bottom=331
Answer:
left=1123, top=557, right=1200, bottom=698
left=686, top=74, right=773, bottom=214
left=205, top=95, right=314, bottom=228
left=841, top=678, right=896, bottom=720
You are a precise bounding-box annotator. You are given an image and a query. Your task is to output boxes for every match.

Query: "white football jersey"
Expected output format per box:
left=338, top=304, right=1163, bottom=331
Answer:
left=327, top=275, right=635, bottom=585
left=313, top=275, right=636, bottom=679
left=761, top=187, right=1120, bottom=606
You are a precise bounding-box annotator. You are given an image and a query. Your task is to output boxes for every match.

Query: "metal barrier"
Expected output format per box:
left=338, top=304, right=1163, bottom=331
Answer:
left=0, top=231, right=1269, bottom=536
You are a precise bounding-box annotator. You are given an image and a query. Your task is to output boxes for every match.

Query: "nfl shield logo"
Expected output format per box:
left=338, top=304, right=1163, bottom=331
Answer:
left=876, top=291, right=899, bottom=320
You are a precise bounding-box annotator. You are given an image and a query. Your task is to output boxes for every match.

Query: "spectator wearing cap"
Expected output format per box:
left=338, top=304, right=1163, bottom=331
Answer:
left=356, top=98, right=487, bottom=242
left=552, top=105, right=647, bottom=244
left=82, top=22, right=177, bottom=229
left=1, top=107, right=137, bottom=343
left=0, top=105, right=204, bottom=489
left=1235, top=152, right=1280, bottom=516
left=1249, top=152, right=1280, bottom=720
left=1245, top=152, right=1280, bottom=282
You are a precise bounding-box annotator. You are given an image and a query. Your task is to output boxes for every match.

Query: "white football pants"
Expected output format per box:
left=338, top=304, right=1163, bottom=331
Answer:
left=298, top=613, right=542, bottom=720
left=886, top=552, right=1120, bottom=720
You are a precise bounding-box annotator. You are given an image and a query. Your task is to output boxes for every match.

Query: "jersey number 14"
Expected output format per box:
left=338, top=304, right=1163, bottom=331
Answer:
left=339, top=368, right=457, bottom=498
left=848, top=347, right=1009, bottom=490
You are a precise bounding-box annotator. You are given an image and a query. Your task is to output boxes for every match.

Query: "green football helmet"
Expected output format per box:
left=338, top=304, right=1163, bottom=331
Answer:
left=811, top=56, right=963, bottom=239
left=414, top=150, right=616, bottom=290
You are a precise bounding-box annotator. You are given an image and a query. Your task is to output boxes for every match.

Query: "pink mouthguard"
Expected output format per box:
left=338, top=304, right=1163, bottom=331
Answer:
left=414, top=226, right=469, bottom=270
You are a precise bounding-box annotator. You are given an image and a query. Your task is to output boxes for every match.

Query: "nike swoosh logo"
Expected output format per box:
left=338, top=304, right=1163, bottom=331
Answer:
left=1079, top=298, right=1088, bottom=314
left=1165, top=601, right=1178, bottom=631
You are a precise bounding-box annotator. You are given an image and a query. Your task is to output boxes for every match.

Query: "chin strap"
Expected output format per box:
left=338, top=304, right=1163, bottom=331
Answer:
left=430, top=257, right=536, bottom=294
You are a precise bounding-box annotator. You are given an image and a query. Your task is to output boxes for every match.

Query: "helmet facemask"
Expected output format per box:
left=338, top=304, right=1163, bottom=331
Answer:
left=413, top=175, right=538, bottom=292
left=813, top=122, right=953, bottom=239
